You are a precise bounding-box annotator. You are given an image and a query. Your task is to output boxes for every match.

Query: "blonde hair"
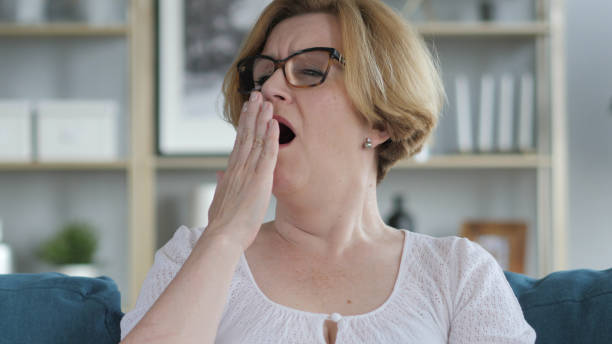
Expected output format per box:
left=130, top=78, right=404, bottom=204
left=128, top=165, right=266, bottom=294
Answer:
left=222, top=0, right=445, bottom=183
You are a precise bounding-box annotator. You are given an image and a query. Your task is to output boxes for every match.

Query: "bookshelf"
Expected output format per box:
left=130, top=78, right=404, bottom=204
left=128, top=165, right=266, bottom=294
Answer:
left=0, top=0, right=567, bottom=309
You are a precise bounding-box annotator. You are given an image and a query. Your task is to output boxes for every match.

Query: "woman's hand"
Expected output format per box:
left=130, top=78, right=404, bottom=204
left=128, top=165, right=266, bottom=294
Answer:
left=204, top=92, right=279, bottom=251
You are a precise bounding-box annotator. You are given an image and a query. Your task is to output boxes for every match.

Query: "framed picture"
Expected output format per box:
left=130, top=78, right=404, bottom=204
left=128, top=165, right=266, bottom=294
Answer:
left=460, top=221, right=527, bottom=273
left=157, top=0, right=272, bottom=155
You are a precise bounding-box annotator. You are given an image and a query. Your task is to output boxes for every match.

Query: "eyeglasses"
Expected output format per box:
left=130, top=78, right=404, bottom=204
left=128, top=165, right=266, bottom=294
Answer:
left=237, top=47, right=346, bottom=95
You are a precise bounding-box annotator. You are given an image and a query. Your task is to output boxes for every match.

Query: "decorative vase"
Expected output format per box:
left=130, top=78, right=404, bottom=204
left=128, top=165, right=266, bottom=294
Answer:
left=479, top=0, right=495, bottom=21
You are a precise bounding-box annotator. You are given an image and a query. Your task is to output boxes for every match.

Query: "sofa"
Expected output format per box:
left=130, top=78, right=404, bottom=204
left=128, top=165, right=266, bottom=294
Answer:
left=1, top=269, right=611, bottom=344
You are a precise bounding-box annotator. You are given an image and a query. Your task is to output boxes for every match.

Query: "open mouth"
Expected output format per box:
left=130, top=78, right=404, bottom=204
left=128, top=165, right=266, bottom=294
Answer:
left=278, top=122, right=296, bottom=145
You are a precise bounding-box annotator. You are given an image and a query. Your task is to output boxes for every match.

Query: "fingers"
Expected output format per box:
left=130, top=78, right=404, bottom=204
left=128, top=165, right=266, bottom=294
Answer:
left=247, top=101, right=274, bottom=166
left=227, top=92, right=276, bottom=173
left=228, top=92, right=261, bottom=168
left=226, top=102, right=248, bottom=168
left=255, top=118, right=279, bottom=176
left=254, top=102, right=273, bottom=148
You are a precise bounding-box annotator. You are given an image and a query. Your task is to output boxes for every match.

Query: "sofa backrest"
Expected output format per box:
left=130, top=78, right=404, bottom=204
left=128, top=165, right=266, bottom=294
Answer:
left=0, top=272, right=123, bottom=344
left=505, top=269, right=612, bottom=344
left=2, top=269, right=611, bottom=344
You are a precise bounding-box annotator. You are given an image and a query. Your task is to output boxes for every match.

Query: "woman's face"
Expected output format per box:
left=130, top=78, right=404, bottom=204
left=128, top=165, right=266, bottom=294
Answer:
left=260, top=13, right=379, bottom=198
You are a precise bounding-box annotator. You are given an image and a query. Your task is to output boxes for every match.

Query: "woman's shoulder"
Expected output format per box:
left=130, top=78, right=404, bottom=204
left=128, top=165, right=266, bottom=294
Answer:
left=405, top=231, right=487, bottom=261
left=401, top=231, right=512, bottom=305
left=402, top=231, right=498, bottom=280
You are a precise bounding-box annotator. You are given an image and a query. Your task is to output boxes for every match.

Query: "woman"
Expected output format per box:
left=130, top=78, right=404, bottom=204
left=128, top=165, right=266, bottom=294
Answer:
left=121, top=0, right=536, bottom=343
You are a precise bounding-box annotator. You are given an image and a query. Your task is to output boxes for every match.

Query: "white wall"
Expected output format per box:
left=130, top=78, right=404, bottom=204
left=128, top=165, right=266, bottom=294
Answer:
left=566, top=0, right=612, bottom=270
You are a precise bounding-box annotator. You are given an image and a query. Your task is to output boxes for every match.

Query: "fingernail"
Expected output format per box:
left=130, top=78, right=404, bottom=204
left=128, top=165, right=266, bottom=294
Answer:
left=242, top=102, right=248, bottom=112
left=250, top=92, right=258, bottom=102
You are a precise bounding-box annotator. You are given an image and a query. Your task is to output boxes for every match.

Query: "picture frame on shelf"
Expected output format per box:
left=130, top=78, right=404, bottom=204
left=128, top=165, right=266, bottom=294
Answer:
left=460, top=221, right=527, bottom=273
left=157, top=0, right=272, bottom=155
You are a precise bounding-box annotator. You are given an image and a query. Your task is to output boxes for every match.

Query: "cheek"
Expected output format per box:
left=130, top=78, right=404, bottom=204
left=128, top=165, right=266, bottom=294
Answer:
left=304, top=96, right=350, bottom=142
left=314, top=112, right=363, bottom=161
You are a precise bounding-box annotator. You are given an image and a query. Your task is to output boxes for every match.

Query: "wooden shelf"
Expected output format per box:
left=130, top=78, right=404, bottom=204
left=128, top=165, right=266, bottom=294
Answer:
left=416, top=22, right=549, bottom=37
left=0, top=23, right=128, bottom=37
left=156, top=156, right=229, bottom=170
left=155, top=154, right=549, bottom=171
left=0, top=161, right=128, bottom=171
left=395, top=154, right=549, bottom=169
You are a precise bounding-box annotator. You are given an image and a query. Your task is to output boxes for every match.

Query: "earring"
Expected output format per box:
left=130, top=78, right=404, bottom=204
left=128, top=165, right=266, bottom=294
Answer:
left=363, top=137, right=373, bottom=149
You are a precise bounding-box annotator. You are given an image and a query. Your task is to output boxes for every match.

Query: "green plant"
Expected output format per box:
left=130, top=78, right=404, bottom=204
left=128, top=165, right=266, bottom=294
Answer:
left=37, top=222, right=98, bottom=265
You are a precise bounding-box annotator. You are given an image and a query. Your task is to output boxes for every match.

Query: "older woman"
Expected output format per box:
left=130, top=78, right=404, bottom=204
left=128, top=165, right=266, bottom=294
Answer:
left=121, top=0, right=535, bottom=343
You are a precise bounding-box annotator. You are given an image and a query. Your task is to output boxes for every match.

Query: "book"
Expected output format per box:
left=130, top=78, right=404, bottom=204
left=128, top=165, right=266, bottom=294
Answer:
left=498, top=74, right=515, bottom=152
left=455, top=75, right=473, bottom=153
left=478, top=75, right=495, bottom=152
left=519, top=73, right=535, bottom=152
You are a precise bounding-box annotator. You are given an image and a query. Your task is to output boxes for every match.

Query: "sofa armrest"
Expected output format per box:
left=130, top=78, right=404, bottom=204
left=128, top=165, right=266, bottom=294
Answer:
left=505, top=269, right=612, bottom=344
left=0, top=272, right=124, bottom=344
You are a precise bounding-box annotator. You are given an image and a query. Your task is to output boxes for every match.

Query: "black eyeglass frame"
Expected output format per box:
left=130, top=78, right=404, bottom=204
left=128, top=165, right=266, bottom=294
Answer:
left=237, top=47, right=346, bottom=95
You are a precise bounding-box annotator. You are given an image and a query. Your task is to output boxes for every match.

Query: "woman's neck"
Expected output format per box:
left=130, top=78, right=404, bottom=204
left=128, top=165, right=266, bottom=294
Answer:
left=271, top=178, right=390, bottom=260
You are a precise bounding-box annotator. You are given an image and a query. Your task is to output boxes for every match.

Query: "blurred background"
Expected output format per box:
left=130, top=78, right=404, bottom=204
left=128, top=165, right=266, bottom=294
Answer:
left=0, top=0, right=610, bottom=310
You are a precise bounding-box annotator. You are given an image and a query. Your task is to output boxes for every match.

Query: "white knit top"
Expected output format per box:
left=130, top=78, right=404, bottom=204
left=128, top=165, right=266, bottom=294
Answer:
left=121, top=225, right=536, bottom=343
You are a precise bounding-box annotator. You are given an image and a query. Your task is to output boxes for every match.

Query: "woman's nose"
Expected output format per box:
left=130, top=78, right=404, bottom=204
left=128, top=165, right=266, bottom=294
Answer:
left=261, top=68, right=290, bottom=102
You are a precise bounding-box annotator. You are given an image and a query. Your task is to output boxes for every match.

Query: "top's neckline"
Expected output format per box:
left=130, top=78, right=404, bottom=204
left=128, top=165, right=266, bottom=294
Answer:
left=239, top=230, right=409, bottom=320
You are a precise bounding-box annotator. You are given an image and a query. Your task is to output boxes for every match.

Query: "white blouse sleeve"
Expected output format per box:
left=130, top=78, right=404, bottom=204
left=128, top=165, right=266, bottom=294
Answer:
left=447, top=238, right=536, bottom=344
left=119, top=225, right=203, bottom=340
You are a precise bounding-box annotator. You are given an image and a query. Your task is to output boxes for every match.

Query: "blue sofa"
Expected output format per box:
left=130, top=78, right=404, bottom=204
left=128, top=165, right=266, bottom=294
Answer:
left=1, top=269, right=611, bottom=344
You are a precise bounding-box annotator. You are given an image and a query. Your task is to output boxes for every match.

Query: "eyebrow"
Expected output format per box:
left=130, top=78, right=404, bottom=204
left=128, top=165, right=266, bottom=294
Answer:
left=261, top=44, right=314, bottom=59
left=260, top=50, right=296, bottom=59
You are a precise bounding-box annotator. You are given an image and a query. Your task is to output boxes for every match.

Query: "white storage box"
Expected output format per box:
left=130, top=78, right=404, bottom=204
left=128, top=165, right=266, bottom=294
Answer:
left=0, top=100, right=32, bottom=162
left=36, top=100, right=118, bottom=162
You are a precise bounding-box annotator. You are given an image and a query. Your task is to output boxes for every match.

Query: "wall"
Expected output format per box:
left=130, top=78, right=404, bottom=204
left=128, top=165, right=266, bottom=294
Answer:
left=566, top=0, right=612, bottom=270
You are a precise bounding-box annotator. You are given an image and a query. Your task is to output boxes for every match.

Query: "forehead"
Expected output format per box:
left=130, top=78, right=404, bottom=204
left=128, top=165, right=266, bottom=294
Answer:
left=262, top=13, right=342, bottom=57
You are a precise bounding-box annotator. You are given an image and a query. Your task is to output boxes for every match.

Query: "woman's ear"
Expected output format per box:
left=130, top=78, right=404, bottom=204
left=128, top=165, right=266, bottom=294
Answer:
left=369, top=127, right=390, bottom=147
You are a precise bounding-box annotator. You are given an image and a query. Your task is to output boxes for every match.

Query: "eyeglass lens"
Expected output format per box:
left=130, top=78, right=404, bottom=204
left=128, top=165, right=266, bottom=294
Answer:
left=246, top=50, right=332, bottom=92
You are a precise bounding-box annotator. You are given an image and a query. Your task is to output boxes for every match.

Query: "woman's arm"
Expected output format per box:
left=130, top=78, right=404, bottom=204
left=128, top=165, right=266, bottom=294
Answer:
left=121, top=92, right=279, bottom=343
left=121, top=230, right=242, bottom=344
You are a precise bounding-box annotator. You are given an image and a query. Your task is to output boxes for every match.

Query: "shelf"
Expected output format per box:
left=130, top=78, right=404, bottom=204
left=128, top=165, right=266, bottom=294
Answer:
left=0, top=161, right=128, bottom=171
left=156, top=154, right=549, bottom=171
left=0, top=23, right=128, bottom=37
left=415, top=22, right=549, bottom=37
left=156, top=156, right=229, bottom=170
left=396, top=154, right=549, bottom=169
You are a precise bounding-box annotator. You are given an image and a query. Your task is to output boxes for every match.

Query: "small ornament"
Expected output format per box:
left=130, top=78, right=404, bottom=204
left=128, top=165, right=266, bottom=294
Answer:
left=386, top=194, right=416, bottom=232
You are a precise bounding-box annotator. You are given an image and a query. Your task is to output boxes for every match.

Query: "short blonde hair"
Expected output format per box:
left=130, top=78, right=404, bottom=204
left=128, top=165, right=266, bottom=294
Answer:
left=222, top=0, right=445, bottom=183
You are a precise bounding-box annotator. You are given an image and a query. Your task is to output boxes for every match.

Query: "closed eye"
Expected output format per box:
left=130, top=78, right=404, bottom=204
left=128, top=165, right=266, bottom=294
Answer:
left=299, top=69, right=324, bottom=77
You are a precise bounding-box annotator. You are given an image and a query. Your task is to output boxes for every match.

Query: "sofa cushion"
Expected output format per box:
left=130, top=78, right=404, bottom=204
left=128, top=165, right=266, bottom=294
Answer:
left=0, top=272, right=123, bottom=344
left=505, top=269, right=612, bottom=344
